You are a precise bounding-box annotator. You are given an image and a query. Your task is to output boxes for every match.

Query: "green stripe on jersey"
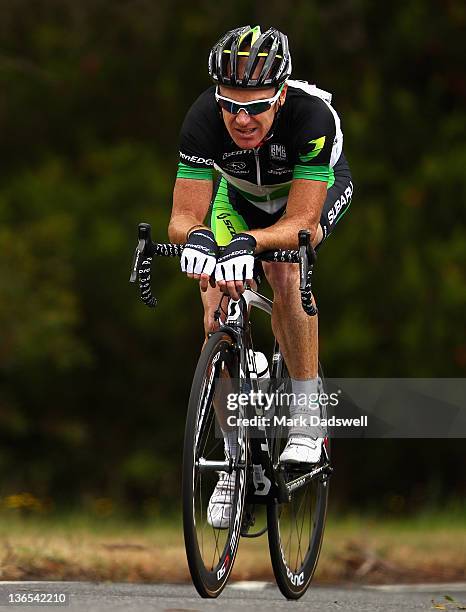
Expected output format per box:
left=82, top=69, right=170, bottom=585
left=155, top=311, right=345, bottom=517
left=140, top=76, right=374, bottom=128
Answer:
left=176, top=162, right=214, bottom=180
left=293, top=164, right=330, bottom=182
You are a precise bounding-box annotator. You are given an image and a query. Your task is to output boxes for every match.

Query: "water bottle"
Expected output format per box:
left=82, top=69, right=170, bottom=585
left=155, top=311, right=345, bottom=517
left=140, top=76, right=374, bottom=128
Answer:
left=244, top=351, right=270, bottom=407
left=254, top=351, right=273, bottom=418
left=254, top=351, right=270, bottom=379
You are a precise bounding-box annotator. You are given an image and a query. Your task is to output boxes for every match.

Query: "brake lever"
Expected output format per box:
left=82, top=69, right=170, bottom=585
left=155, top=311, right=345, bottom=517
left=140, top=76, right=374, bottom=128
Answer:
left=298, top=229, right=316, bottom=290
left=129, top=223, right=152, bottom=283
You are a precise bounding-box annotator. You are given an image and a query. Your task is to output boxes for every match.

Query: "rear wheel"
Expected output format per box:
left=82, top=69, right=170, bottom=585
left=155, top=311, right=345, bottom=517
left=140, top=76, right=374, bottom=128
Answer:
left=267, top=361, right=330, bottom=599
left=182, top=331, right=247, bottom=598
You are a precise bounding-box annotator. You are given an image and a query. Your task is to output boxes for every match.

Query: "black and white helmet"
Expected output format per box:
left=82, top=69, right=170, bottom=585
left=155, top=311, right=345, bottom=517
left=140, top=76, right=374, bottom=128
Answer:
left=208, top=25, right=292, bottom=89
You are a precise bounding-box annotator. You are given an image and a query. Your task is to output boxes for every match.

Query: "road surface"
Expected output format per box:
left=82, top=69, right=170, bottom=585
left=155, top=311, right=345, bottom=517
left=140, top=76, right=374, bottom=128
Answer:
left=1, top=581, right=465, bottom=611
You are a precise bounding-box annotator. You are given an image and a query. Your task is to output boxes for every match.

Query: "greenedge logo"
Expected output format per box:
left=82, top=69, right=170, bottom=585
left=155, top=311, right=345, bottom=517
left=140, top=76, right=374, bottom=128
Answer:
left=299, top=136, right=326, bottom=162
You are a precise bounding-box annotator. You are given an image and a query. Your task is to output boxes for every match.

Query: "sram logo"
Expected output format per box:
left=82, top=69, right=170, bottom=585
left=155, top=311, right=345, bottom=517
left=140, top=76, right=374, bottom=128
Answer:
left=287, top=567, right=304, bottom=586
left=281, top=546, right=305, bottom=586
left=328, top=181, right=353, bottom=225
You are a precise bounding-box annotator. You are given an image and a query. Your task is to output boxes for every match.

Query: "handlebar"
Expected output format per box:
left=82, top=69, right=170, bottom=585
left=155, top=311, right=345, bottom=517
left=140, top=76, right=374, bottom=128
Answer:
left=129, top=222, right=317, bottom=316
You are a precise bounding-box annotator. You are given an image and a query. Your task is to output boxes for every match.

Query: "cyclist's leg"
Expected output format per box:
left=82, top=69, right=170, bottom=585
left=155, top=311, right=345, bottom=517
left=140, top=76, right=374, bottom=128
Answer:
left=265, top=152, right=353, bottom=461
left=199, top=179, right=253, bottom=527
left=267, top=152, right=353, bottom=358
left=264, top=150, right=354, bottom=370
left=264, top=260, right=317, bottom=373
left=199, top=177, right=249, bottom=453
left=263, top=259, right=323, bottom=462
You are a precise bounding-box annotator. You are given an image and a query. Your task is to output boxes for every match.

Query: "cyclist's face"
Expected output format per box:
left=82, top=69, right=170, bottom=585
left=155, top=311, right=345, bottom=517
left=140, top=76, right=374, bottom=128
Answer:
left=219, top=85, right=287, bottom=149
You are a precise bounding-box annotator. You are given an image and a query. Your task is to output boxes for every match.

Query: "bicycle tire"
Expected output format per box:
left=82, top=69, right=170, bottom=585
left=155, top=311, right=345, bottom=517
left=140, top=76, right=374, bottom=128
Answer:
left=182, top=331, right=248, bottom=598
left=267, top=361, right=330, bottom=599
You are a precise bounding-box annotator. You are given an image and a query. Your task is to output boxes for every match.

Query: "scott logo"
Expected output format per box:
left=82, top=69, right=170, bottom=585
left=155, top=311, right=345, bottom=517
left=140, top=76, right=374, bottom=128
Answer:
left=223, top=149, right=250, bottom=159
left=216, top=213, right=237, bottom=238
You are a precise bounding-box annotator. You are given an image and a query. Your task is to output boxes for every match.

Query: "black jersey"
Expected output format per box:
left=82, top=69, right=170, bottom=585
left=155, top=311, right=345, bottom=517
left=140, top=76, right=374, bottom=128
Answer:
left=177, top=80, right=344, bottom=213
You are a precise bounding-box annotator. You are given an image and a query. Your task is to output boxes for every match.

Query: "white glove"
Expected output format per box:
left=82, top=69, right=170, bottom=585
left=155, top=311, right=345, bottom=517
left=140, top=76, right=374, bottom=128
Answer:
left=181, top=229, right=218, bottom=276
left=215, top=233, right=256, bottom=282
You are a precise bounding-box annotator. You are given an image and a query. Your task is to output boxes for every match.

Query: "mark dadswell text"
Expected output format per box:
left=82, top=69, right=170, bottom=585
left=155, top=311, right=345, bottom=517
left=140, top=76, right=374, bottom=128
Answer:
left=226, top=415, right=368, bottom=428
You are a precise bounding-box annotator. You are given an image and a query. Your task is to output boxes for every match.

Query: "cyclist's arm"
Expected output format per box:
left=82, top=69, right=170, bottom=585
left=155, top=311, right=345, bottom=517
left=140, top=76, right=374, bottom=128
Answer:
left=170, top=88, right=220, bottom=243
left=168, top=178, right=213, bottom=243
left=247, top=179, right=326, bottom=251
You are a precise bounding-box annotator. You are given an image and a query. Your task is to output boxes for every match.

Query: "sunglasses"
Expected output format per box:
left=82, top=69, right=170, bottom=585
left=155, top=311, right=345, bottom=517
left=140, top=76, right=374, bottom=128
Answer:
left=215, top=84, right=284, bottom=116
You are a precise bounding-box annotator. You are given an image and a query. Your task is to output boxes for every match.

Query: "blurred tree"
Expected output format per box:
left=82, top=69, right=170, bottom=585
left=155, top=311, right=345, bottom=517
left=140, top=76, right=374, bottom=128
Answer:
left=0, top=0, right=464, bottom=511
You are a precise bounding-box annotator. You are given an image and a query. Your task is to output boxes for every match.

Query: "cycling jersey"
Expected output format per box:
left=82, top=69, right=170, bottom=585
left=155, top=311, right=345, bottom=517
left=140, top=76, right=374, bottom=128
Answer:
left=177, top=80, right=344, bottom=214
left=210, top=154, right=353, bottom=246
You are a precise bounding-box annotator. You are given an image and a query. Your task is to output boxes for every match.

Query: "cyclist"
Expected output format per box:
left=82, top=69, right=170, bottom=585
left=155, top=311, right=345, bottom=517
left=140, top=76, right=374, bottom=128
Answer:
left=168, top=25, right=353, bottom=527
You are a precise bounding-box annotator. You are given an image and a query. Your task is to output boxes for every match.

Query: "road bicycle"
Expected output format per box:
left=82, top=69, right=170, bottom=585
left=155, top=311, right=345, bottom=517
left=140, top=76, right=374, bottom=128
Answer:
left=130, top=223, right=332, bottom=600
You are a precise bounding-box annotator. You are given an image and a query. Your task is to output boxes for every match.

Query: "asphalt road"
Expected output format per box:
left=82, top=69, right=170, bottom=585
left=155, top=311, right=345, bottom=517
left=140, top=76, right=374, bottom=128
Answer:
left=1, top=581, right=465, bottom=611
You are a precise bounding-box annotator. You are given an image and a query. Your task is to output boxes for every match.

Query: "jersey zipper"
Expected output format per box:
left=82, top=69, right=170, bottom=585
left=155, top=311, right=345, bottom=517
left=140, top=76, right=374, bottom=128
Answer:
left=254, top=147, right=272, bottom=201
left=254, top=148, right=261, bottom=187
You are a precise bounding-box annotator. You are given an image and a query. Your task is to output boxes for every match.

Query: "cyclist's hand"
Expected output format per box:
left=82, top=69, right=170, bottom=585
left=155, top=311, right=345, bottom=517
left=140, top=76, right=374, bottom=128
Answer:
left=215, top=233, right=256, bottom=300
left=181, top=229, right=218, bottom=292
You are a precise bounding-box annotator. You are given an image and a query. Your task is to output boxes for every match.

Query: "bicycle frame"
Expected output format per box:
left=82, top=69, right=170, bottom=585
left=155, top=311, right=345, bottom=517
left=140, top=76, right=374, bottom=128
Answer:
left=212, top=287, right=332, bottom=506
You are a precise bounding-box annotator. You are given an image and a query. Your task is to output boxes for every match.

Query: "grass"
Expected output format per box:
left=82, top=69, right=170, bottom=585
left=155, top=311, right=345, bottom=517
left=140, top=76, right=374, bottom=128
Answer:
left=0, top=509, right=465, bottom=584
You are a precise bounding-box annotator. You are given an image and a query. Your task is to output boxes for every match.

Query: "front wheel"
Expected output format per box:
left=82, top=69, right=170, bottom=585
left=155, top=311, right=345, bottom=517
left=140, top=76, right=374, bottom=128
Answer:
left=182, top=331, right=247, bottom=598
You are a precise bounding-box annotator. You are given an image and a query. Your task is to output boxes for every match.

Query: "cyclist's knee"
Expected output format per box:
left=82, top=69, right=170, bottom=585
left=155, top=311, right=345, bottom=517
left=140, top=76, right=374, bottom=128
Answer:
left=203, top=309, right=219, bottom=335
left=263, top=262, right=299, bottom=300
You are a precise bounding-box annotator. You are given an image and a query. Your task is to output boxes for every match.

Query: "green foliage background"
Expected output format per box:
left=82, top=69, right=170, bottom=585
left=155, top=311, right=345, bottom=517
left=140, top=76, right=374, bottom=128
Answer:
left=0, top=0, right=465, bottom=515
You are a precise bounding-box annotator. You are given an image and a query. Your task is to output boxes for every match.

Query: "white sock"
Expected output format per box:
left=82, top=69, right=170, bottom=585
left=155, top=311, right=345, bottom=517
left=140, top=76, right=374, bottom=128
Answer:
left=288, top=377, right=322, bottom=439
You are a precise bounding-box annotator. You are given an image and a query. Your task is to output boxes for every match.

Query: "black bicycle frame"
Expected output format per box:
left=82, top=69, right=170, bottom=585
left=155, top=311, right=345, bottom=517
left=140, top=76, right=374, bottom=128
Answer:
left=217, top=289, right=331, bottom=506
